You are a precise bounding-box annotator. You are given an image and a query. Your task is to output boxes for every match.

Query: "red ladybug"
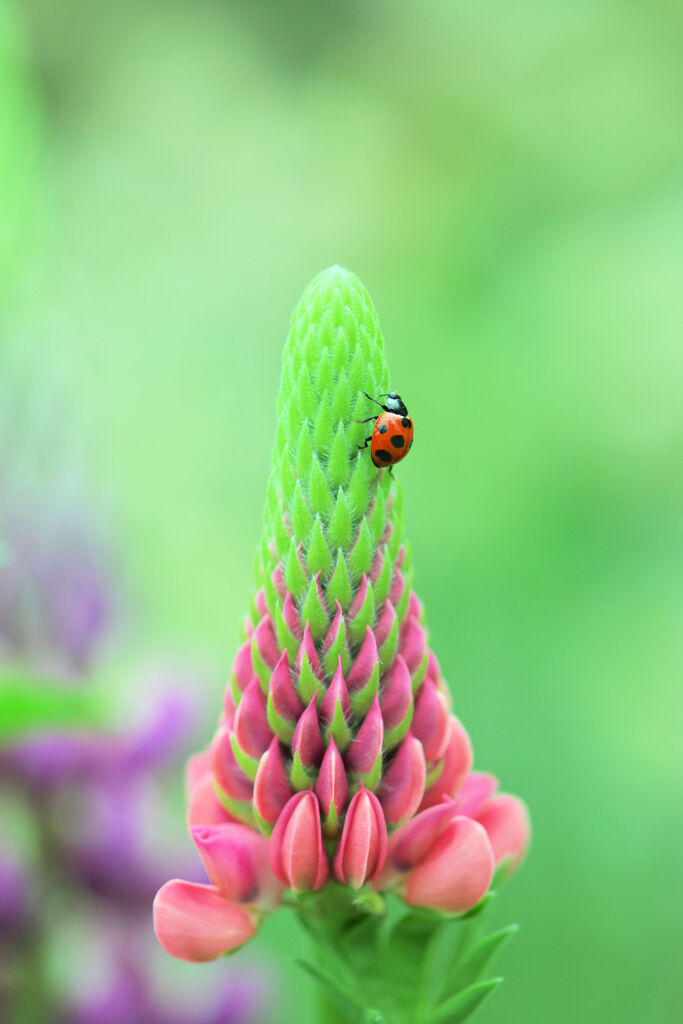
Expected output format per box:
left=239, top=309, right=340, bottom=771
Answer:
left=357, top=391, right=414, bottom=468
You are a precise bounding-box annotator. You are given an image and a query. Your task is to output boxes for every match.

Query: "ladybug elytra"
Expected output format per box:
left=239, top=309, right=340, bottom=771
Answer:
left=357, top=391, right=414, bottom=468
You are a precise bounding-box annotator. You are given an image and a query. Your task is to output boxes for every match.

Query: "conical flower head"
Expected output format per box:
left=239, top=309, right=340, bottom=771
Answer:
left=213, top=266, right=472, bottom=879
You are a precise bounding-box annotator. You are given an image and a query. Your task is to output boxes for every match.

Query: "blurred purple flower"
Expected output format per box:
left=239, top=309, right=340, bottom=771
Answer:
left=0, top=847, right=29, bottom=935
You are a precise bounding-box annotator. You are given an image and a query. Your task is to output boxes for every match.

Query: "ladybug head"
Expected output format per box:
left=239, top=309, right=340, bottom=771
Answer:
left=383, top=392, right=408, bottom=417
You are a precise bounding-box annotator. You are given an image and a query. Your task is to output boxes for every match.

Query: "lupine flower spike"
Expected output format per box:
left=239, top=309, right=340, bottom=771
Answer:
left=154, top=267, right=530, bottom=1023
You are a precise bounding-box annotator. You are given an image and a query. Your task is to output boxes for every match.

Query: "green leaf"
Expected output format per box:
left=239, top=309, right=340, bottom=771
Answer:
left=445, top=926, right=518, bottom=996
left=427, top=978, right=502, bottom=1024
left=294, top=958, right=365, bottom=1019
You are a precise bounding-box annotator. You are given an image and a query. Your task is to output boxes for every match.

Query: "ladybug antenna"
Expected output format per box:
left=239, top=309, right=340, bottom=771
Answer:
left=361, top=391, right=386, bottom=409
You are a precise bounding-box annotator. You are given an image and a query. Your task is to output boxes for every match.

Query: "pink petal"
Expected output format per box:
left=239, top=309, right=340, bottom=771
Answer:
left=320, top=659, right=351, bottom=724
left=187, top=770, right=237, bottom=829
left=269, top=791, right=329, bottom=893
left=347, top=627, right=379, bottom=692
left=346, top=695, right=383, bottom=775
left=404, top=817, right=494, bottom=914
left=270, top=650, right=302, bottom=722
left=253, top=615, right=280, bottom=670
left=211, top=727, right=254, bottom=803
left=253, top=737, right=293, bottom=825
left=282, top=592, right=303, bottom=640
left=475, top=794, right=531, bottom=873
left=420, top=715, right=473, bottom=809
left=454, top=772, right=499, bottom=818
left=232, top=640, right=254, bottom=694
left=390, top=800, right=459, bottom=872
left=296, top=622, right=323, bottom=679
left=375, top=600, right=396, bottom=648
left=399, top=616, right=427, bottom=673
left=379, top=655, right=413, bottom=731
left=291, top=695, right=324, bottom=768
left=185, top=751, right=210, bottom=798
left=153, top=881, right=255, bottom=962
left=411, top=680, right=451, bottom=763
left=316, top=738, right=349, bottom=818
left=233, top=678, right=272, bottom=759
left=378, top=734, right=426, bottom=825
left=333, top=785, right=388, bottom=889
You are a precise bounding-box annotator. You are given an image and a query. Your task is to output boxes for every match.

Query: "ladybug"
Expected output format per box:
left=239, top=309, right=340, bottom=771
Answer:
left=357, top=391, right=414, bottom=468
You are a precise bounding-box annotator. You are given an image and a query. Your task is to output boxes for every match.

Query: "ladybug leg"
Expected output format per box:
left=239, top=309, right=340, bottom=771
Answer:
left=357, top=435, right=373, bottom=450
left=361, top=391, right=387, bottom=410
left=356, top=416, right=378, bottom=424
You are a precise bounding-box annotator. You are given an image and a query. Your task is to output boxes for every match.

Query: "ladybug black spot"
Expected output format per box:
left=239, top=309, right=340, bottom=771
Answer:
left=390, top=435, right=405, bottom=449
left=401, top=417, right=412, bottom=429
left=375, top=449, right=392, bottom=463
left=377, top=424, right=388, bottom=434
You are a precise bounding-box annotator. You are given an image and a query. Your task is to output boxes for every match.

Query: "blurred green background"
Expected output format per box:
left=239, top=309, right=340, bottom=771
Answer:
left=2, top=0, right=682, bottom=1021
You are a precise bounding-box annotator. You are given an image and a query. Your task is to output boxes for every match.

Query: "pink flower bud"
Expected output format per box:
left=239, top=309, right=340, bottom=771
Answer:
left=153, top=880, right=255, bottom=962
left=346, top=694, right=383, bottom=778
left=404, top=816, right=494, bottom=914
left=399, top=615, right=427, bottom=673
left=389, top=567, right=405, bottom=606
left=232, top=640, right=254, bottom=694
left=389, top=801, right=459, bottom=872
left=185, top=751, right=210, bottom=797
left=333, top=785, right=388, bottom=889
left=211, top=727, right=254, bottom=803
left=375, top=600, right=396, bottom=648
left=253, top=615, right=280, bottom=670
left=322, top=601, right=347, bottom=656
left=282, top=592, right=303, bottom=639
left=320, top=659, right=351, bottom=724
left=420, top=714, right=473, bottom=809
left=378, top=734, right=426, bottom=825
left=454, top=771, right=499, bottom=818
left=269, top=791, right=329, bottom=892
left=347, top=626, right=379, bottom=693
left=348, top=573, right=370, bottom=617
left=291, top=695, right=324, bottom=768
left=187, top=769, right=238, bottom=829
left=253, top=737, right=294, bottom=827
left=315, top=738, right=349, bottom=826
left=269, top=650, right=302, bottom=723
left=473, top=793, right=531, bottom=875
left=233, top=678, right=273, bottom=759
left=380, top=656, right=413, bottom=732
left=296, top=622, right=323, bottom=679
left=412, top=680, right=451, bottom=764
left=191, top=823, right=282, bottom=908
left=254, top=588, right=268, bottom=618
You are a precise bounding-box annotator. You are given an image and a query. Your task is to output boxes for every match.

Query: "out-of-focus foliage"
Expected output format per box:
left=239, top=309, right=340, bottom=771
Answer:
left=2, top=0, right=682, bottom=1022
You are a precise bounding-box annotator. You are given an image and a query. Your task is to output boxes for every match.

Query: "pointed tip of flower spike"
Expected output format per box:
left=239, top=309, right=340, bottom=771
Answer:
left=269, top=791, right=329, bottom=892
left=153, top=880, right=256, bottom=962
left=378, top=733, right=426, bottom=825
left=252, top=737, right=294, bottom=829
left=333, top=784, right=388, bottom=889
left=403, top=816, right=495, bottom=915
left=475, top=793, right=531, bottom=875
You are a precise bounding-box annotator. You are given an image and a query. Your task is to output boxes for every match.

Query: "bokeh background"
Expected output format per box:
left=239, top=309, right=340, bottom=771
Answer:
left=2, top=0, right=682, bottom=1022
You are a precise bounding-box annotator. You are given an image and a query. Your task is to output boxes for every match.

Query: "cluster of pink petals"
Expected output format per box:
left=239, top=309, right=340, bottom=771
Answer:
left=154, top=749, right=529, bottom=962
